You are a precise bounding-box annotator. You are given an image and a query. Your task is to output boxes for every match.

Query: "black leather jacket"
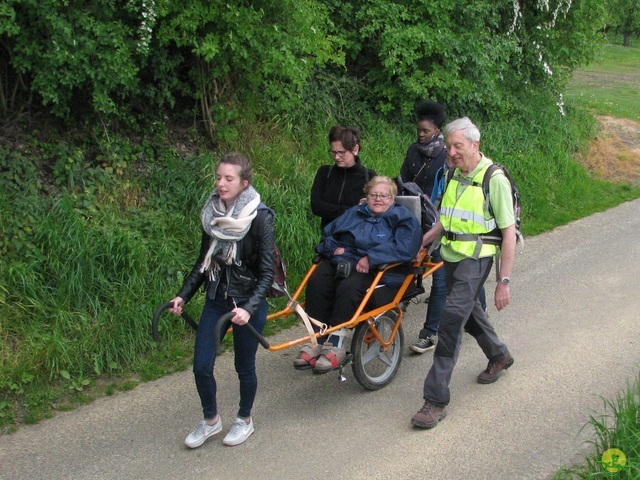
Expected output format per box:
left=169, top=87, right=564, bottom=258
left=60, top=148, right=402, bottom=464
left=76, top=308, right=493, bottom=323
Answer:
left=176, top=208, right=275, bottom=316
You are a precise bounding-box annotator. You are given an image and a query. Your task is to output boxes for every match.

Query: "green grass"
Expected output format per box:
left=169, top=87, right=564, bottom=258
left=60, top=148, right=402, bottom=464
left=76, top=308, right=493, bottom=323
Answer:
left=565, top=42, right=640, bottom=121
left=553, top=374, right=640, bottom=479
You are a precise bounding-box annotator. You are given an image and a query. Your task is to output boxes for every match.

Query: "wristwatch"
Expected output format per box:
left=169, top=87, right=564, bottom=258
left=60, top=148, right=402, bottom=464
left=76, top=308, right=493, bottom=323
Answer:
left=500, top=277, right=510, bottom=285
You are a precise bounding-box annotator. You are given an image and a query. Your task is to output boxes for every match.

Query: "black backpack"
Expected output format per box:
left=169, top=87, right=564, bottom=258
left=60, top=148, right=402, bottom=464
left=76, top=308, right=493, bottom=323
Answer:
left=445, top=163, right=523, bottom=245
left=395, top=178, right=439, bottom=233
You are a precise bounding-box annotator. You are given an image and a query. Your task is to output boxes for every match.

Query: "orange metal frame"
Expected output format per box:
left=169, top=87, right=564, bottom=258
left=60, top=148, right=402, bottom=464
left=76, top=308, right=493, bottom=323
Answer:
left=263, top=248, right=443, bottom=352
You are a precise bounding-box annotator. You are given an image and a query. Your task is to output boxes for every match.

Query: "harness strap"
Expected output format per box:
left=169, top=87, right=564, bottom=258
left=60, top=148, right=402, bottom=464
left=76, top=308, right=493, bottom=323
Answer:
left=291, top=302, right=326, bottom=347
left=443, top=231, right=503, bottom=258
left=444, top=231, right=502, bottom=243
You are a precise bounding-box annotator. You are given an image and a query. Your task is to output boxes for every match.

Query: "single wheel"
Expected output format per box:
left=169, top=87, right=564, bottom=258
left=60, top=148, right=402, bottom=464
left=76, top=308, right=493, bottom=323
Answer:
left=351, top=312, right=403, bottom=390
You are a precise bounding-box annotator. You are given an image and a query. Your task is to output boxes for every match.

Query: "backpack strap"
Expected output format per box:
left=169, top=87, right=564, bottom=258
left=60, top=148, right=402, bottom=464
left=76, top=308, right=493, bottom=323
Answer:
left=439, top=166, right=454, bottom=211
left=445, top=164, right=457, bottom=185
left=481, top=164, right=501, bottom=216
left=250, top=203, right=274, bottom=239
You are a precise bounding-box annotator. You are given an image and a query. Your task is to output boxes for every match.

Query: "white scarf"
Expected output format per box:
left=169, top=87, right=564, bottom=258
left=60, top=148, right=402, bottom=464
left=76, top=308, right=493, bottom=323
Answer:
left=199, top=185, right=261, bottom=277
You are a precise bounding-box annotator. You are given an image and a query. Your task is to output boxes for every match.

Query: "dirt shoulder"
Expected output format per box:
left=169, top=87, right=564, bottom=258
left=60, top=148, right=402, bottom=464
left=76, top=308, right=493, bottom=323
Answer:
left=577, top=115, right=640, bottom=184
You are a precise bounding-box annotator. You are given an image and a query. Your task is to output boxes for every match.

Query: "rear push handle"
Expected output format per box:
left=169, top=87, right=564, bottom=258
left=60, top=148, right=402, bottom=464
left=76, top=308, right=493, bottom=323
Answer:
left=151, top=302, right=270, bottom=353
left=151, top=301, right=198, bottom=342
left=212, top=312, right=271, bottom=354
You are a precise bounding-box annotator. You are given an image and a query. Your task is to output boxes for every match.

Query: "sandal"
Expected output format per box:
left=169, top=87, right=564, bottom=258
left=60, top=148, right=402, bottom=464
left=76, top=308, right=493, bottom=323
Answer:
left=313, top=343, right=347, bottom=374
left=293, top=343, right=323, bottom=370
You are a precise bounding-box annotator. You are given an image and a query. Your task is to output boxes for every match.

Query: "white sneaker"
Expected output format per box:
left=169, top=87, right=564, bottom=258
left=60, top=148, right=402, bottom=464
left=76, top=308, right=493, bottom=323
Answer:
left=223, top=417, right=254, bottom=446
left=184, top=418, right=222, bottom=448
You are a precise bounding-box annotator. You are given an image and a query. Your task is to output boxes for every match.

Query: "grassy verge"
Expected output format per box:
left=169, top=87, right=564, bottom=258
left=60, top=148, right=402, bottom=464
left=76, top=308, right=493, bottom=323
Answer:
left=553, top=375, right=640, bottom=479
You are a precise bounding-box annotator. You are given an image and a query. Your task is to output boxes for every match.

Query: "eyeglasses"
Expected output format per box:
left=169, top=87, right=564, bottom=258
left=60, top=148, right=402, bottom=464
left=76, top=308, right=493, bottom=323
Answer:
left=367, top=193, right=392, bottom=200
left=328, top=149, right=348, bottom=157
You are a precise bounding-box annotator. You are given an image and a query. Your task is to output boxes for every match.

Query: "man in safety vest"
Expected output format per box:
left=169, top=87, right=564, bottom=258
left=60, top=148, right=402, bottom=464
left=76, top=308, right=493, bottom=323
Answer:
left=411, top=117, right=516, bottom=430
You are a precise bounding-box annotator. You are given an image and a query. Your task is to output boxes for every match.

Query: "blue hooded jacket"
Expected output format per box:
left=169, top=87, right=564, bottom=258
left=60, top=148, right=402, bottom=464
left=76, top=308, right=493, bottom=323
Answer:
left=315, top=202, right=422, bottom=288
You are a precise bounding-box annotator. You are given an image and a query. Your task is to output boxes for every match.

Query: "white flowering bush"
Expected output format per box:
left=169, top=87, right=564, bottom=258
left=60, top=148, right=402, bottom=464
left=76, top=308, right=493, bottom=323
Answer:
left=0, top=0, right=606, bottom=135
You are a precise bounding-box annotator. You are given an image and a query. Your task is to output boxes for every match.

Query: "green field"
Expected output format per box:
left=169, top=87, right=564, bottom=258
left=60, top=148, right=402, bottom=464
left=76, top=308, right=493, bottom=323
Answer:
left=565, top=42, right=640, bottom=121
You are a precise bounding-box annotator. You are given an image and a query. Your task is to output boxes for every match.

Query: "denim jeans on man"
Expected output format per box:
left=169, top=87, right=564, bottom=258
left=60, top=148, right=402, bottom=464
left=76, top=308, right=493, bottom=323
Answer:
left=193, top=287, right=267, bottom=420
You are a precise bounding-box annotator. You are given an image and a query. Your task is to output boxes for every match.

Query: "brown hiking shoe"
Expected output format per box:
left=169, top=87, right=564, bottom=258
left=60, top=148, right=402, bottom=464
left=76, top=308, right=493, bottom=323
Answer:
left=411, top=402, right=447, bottom=429
left=477, top=350, right=514, bottom=384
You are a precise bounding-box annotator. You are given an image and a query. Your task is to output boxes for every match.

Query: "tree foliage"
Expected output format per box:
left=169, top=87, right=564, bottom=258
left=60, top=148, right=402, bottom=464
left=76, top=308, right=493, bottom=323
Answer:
left=323, top=0, right=605, bottom=118
left=606, top=0, right=640, bottom=47
left=155, top=0, right=339, bottom=140
left=1, top=0, right=604, bottom=138
left=0, top=0, right=339, bottom=139
left=1, top=0, right=160, bottom=120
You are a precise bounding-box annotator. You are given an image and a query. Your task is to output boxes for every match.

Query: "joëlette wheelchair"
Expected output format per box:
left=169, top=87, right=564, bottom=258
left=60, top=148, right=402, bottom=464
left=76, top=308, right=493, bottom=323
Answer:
left=151, top=196, right=443, bottom=391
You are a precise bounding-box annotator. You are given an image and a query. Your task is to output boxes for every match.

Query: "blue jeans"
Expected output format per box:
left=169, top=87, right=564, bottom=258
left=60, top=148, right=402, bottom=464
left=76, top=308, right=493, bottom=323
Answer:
left=479, top=284, right=487, bottom=312
left=193, top=289, right=267, bottom=420
left=422, top=248, right=447, bottom=337
left=421, top=248, right=487, bottom=338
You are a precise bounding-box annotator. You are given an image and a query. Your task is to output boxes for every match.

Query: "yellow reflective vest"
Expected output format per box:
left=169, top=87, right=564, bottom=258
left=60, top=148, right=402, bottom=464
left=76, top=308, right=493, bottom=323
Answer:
left=440, top=164, right=498, bottom=259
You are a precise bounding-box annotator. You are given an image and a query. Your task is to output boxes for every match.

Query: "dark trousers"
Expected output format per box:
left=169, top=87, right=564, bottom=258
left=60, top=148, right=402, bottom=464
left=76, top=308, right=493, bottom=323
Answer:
left=422, top=256, right=508, bottom=407
left=305, top=260, right=395, bottom=331
left=193, top=289, right=267, bottom=419
left=422, top=247, right=488, bottom=338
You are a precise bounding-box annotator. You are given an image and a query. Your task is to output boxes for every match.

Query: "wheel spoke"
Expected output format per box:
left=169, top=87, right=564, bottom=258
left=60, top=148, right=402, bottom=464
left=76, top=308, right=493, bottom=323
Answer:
left=373, top=349, right=394, bottom=367
left=360, top=342, right=380, bottom=366
left=352, top=313, right=403, bottom=390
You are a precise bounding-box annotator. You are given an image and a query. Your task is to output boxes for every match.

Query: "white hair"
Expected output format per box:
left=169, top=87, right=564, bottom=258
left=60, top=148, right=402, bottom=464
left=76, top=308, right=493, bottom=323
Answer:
left=444, top=117, right=481, bottom=143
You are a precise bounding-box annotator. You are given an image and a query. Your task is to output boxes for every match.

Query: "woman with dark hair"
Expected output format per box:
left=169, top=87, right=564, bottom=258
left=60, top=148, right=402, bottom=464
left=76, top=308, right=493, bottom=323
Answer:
left=169, top=152, right=275, bottom=449
left=310, top=125, right=377, bottom=230
left=399, top=100, right=448, bottom=202
left=398, top=101, right=449, bottom=354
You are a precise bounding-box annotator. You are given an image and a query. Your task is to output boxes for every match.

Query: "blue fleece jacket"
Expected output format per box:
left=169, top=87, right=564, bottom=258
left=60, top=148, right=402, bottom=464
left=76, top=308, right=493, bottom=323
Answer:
left=315, top=202, right=422, bottom=287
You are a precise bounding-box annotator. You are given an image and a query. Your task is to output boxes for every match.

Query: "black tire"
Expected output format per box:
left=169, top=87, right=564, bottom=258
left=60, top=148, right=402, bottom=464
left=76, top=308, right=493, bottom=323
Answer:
left=351, top=313, right=403, bottom=390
